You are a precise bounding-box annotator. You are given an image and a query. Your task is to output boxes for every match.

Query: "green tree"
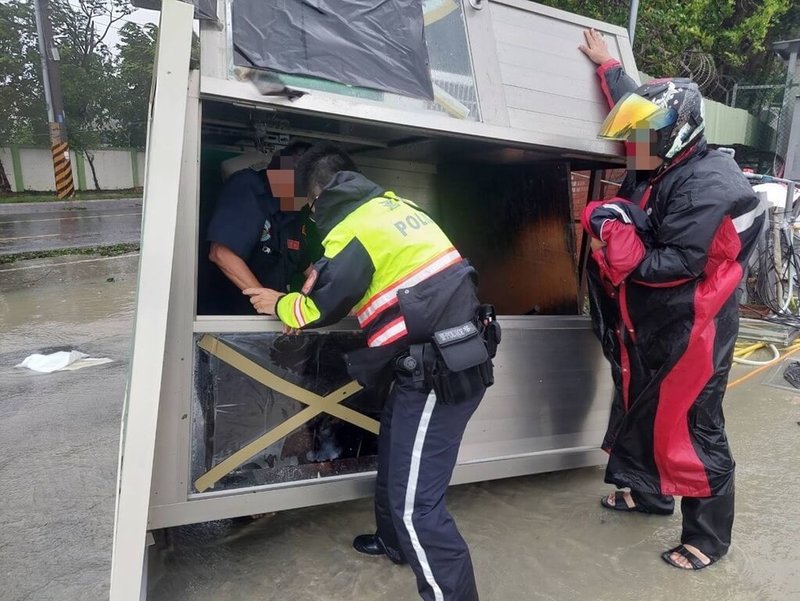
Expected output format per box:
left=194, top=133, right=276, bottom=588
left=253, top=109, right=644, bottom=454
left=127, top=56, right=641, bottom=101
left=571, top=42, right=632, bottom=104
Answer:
left=0, top=0, right=48, bottom=145
left=114, top=23, right=200, bottom=149
left=115, top=22, right=158, bottom=150
left=539, top=0, right=800, bottom=105
left=0, top=0, right=48, bottom=192
left=49, top=0, right=131, bottom=189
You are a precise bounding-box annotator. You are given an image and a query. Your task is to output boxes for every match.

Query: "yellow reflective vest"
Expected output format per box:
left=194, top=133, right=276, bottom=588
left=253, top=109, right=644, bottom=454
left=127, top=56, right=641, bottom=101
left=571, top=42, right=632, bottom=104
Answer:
left=275, top=171, right=461, bottom=348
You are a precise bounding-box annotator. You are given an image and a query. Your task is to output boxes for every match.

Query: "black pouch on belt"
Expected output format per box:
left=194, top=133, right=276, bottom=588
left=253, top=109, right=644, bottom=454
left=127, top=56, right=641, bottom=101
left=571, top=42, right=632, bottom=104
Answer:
left=429, top=321, right=493, bottom=403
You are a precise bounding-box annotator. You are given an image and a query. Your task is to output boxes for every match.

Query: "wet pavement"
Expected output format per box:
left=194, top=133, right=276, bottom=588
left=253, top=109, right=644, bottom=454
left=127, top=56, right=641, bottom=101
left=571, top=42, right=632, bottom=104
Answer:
left=147, top=376, right=800, bottom=601
left=0, top=253, right=138, bottom=601
left=0, top=199, right=142, bottom=255
left=1, top=253, right=799, bottom=601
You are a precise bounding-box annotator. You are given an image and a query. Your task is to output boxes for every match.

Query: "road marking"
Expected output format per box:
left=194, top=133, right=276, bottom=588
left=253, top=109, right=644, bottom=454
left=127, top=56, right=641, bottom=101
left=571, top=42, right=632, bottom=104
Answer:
left=0, top=233, right=62, bottom=242
left=0, top=253, right=140, bottom=273
left=0, top=212, right=142, bottom=225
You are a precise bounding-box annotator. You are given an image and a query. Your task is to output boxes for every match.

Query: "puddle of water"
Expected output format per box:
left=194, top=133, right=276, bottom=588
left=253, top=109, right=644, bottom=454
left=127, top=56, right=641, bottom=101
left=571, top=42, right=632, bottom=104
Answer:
left=0, top=256, right=138, bottom=356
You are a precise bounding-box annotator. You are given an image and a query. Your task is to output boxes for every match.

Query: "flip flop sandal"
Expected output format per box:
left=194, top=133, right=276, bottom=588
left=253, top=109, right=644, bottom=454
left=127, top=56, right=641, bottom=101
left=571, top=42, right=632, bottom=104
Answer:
left=661, top=545, right=717, bottom=571
left=600, top=491, right=646, bottom=513
left=600, top=491, right=674, bottom=515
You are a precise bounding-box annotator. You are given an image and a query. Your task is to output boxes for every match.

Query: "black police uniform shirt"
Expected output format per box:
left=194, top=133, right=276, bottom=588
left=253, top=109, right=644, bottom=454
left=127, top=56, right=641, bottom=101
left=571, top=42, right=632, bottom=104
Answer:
left=207, top=168, right=317, bottom=314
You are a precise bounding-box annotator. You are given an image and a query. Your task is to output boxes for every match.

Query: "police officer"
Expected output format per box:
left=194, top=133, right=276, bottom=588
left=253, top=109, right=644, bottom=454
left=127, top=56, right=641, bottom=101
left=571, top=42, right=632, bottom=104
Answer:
left=206, top=141, right=320, bottom=314
left=245, top=143, right=496, bottom=601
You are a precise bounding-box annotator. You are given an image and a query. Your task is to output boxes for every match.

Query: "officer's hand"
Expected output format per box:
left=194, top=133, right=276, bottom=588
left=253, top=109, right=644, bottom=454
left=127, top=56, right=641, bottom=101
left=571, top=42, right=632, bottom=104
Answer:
left=283, top=324, right=301, bottom=336
left=243, top=287, right=282, bottom=315
left=579, top=29, right=613, bottom=65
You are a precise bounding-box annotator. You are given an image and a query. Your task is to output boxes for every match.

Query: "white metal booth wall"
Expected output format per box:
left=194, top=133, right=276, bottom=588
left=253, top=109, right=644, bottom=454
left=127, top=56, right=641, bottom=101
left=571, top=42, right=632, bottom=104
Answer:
left=111, top=2, right=638, bottom=599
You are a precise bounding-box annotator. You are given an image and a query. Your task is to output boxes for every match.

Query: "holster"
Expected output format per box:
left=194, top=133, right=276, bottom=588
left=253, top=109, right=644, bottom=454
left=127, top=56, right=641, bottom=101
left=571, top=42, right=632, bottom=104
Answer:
left=397, top=313, right=500, bottom=405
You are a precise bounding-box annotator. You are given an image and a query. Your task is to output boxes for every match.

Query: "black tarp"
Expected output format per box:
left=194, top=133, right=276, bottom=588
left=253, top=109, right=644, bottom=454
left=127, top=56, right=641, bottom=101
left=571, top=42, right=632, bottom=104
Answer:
left=232, top=0, right=434, bottom=100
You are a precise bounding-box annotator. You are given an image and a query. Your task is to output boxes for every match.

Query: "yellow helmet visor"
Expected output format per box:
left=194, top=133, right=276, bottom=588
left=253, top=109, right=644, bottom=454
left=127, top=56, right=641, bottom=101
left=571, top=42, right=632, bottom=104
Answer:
left=598, top=93, right=676, bottom=140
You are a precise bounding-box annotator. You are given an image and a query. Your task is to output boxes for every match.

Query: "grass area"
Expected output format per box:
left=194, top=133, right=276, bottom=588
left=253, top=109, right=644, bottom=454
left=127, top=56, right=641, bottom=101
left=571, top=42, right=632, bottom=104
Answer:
left=0, top=190, right=142, bottom=204
left=0, top=243, right=140, bottom=265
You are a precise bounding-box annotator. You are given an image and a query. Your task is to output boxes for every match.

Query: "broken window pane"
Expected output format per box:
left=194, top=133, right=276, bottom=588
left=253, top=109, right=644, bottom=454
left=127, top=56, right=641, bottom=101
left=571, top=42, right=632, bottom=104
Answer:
left=191, top=332, right=388, bottom=493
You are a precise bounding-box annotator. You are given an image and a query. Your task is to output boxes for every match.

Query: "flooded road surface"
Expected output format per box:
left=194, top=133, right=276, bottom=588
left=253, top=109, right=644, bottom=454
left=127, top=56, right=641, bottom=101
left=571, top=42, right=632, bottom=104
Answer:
left=148, top=376, right=800, bottom=598
left=1, top=253, right=799, bottom=601
left=0, top=254, right=138, bottom=601
left=0, top=199, right=142, bottom=255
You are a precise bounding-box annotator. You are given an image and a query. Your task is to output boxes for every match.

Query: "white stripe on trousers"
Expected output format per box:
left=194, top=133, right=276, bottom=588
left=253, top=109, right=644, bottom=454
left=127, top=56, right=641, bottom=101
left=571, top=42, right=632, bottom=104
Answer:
left=403, top=392, right=444, bottom=601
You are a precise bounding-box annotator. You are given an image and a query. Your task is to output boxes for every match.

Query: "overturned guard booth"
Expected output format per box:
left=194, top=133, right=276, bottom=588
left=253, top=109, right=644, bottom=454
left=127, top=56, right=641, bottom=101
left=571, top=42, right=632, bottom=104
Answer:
left=111, top=0, right=640, bottom=597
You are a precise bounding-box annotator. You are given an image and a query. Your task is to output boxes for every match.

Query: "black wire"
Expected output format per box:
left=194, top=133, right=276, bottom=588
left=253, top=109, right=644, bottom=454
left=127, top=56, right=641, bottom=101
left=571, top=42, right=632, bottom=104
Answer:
left=746, top=217, right=800, bottom=324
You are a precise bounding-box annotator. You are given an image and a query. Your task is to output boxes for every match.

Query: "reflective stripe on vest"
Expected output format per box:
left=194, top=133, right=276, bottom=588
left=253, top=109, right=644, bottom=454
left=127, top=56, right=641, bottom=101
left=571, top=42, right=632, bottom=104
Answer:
left=367, top=316, right=409, bottom=347
left=356, top=247, right=462, bottom=328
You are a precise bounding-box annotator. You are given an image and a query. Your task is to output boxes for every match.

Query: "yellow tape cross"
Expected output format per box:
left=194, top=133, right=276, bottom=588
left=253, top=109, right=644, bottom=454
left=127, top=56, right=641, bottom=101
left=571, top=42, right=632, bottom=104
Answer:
left=194, top=335, right=378, bottom=492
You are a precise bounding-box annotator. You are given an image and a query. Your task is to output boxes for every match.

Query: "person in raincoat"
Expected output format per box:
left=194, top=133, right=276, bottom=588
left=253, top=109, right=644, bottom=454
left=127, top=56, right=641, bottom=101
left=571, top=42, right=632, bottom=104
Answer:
left=579, top=29, right=765, bottom=570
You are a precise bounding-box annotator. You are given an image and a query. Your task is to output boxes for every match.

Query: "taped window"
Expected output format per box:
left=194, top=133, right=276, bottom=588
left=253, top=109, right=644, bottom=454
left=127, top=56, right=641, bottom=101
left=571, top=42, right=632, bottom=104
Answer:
left=232, top=0, right=434, bottom=100
left=191, top=332, right=388, bottom=493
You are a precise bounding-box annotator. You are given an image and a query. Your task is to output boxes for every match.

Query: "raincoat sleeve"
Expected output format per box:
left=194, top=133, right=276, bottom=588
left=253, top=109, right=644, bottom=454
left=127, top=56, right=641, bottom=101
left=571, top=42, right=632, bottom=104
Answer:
left=631, top=179, right=732, bottom=286
left=596, top=59, right=639, bottom=108
left=582, top=199, right=647, bottom=286
left=275, top=225, right=374, bottom=329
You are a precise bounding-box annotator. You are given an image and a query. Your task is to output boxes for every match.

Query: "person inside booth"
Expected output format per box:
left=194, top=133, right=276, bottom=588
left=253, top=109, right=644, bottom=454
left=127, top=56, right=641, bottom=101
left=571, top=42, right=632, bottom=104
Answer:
left=206, top=140, right=322, bottom=315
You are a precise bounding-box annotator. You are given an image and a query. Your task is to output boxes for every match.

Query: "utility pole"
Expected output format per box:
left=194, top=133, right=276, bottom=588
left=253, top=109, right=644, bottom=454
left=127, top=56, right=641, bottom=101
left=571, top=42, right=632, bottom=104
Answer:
left=33, top=0, right=75, bottom=199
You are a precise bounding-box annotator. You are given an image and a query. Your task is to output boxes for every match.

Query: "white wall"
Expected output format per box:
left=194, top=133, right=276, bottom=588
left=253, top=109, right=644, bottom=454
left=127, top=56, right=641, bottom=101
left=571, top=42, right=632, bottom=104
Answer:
left=2, top=146, right=143, bottom=192
left=19, top=147, right=57, bottom=191
left=0, top=147, right=17, bottom=192
left=136, top=151, right=145, bottom=187
left=86, top=149, right=134, bottom=189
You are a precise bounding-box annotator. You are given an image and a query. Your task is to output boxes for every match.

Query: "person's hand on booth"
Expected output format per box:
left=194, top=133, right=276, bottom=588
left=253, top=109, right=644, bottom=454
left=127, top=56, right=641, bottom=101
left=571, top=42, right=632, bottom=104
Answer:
left=579, top=28, right=613, bottom=65
left=243, top=287, right=283, bottom=315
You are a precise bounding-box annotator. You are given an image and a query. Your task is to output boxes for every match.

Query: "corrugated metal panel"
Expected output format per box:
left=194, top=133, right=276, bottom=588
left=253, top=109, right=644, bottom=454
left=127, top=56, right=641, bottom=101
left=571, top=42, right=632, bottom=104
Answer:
left=490, top=1, right=635, bottom=144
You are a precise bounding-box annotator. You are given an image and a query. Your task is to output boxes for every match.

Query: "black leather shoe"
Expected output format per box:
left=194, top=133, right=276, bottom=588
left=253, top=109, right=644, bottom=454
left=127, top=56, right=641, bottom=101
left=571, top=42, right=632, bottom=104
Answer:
left=352, top=534, right=407, bottom=565
left=353, top=534, right=384, bottom=556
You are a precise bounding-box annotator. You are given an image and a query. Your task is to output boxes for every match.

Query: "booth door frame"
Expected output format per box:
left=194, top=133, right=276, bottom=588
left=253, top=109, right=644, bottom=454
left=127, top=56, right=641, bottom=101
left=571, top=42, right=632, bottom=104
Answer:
left=109, top=1, right=195, bottom=599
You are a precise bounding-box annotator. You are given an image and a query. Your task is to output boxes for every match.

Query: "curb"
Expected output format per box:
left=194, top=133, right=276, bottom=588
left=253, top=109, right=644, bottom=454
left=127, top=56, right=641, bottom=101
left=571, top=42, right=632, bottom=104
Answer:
left=0, top=251, right=140, bottom=291
left=0, top=243, right=141, bottom=263
left=0, top=197, right=143, bottom=215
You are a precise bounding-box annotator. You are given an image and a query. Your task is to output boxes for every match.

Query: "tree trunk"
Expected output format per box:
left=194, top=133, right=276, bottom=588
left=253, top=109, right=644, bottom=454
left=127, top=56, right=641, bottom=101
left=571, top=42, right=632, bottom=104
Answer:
left=0, top=156, right=12, bottom=194
left=85, top=150, right=101, bottom=190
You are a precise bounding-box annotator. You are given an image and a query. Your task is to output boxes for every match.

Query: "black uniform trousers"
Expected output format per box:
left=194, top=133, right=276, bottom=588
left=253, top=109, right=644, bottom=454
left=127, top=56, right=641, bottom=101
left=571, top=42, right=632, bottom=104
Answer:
left=631, top=490, right=734, bottom=560
left=374, top=371, right=485, bottom=601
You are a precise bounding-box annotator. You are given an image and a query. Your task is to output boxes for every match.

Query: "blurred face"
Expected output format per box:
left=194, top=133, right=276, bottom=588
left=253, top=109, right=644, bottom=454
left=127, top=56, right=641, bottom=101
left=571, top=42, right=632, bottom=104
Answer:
left=626, top=128, right=663, bottom=171
left=266, top=155, right=308, bottom=211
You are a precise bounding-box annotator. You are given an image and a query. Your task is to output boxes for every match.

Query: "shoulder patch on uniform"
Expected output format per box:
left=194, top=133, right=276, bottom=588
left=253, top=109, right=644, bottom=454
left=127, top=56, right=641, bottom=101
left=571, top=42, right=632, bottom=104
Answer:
left=287, top=239, right=300, bottom=250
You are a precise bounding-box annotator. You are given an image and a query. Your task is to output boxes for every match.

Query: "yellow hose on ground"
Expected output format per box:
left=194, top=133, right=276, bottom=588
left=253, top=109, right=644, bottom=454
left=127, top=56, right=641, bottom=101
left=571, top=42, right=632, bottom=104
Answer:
left=733, top=338, right=800, bottom=366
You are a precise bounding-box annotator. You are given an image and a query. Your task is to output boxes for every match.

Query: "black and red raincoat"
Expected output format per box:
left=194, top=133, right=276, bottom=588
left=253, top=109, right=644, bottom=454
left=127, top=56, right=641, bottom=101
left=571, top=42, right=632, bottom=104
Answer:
left=585, top=60, right=765, bottom=497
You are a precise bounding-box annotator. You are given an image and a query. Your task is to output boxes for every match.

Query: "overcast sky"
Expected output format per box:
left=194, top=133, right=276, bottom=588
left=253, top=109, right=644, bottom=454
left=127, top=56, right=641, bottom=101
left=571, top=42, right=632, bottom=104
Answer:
left=64, top=2, right=160, bottom=51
